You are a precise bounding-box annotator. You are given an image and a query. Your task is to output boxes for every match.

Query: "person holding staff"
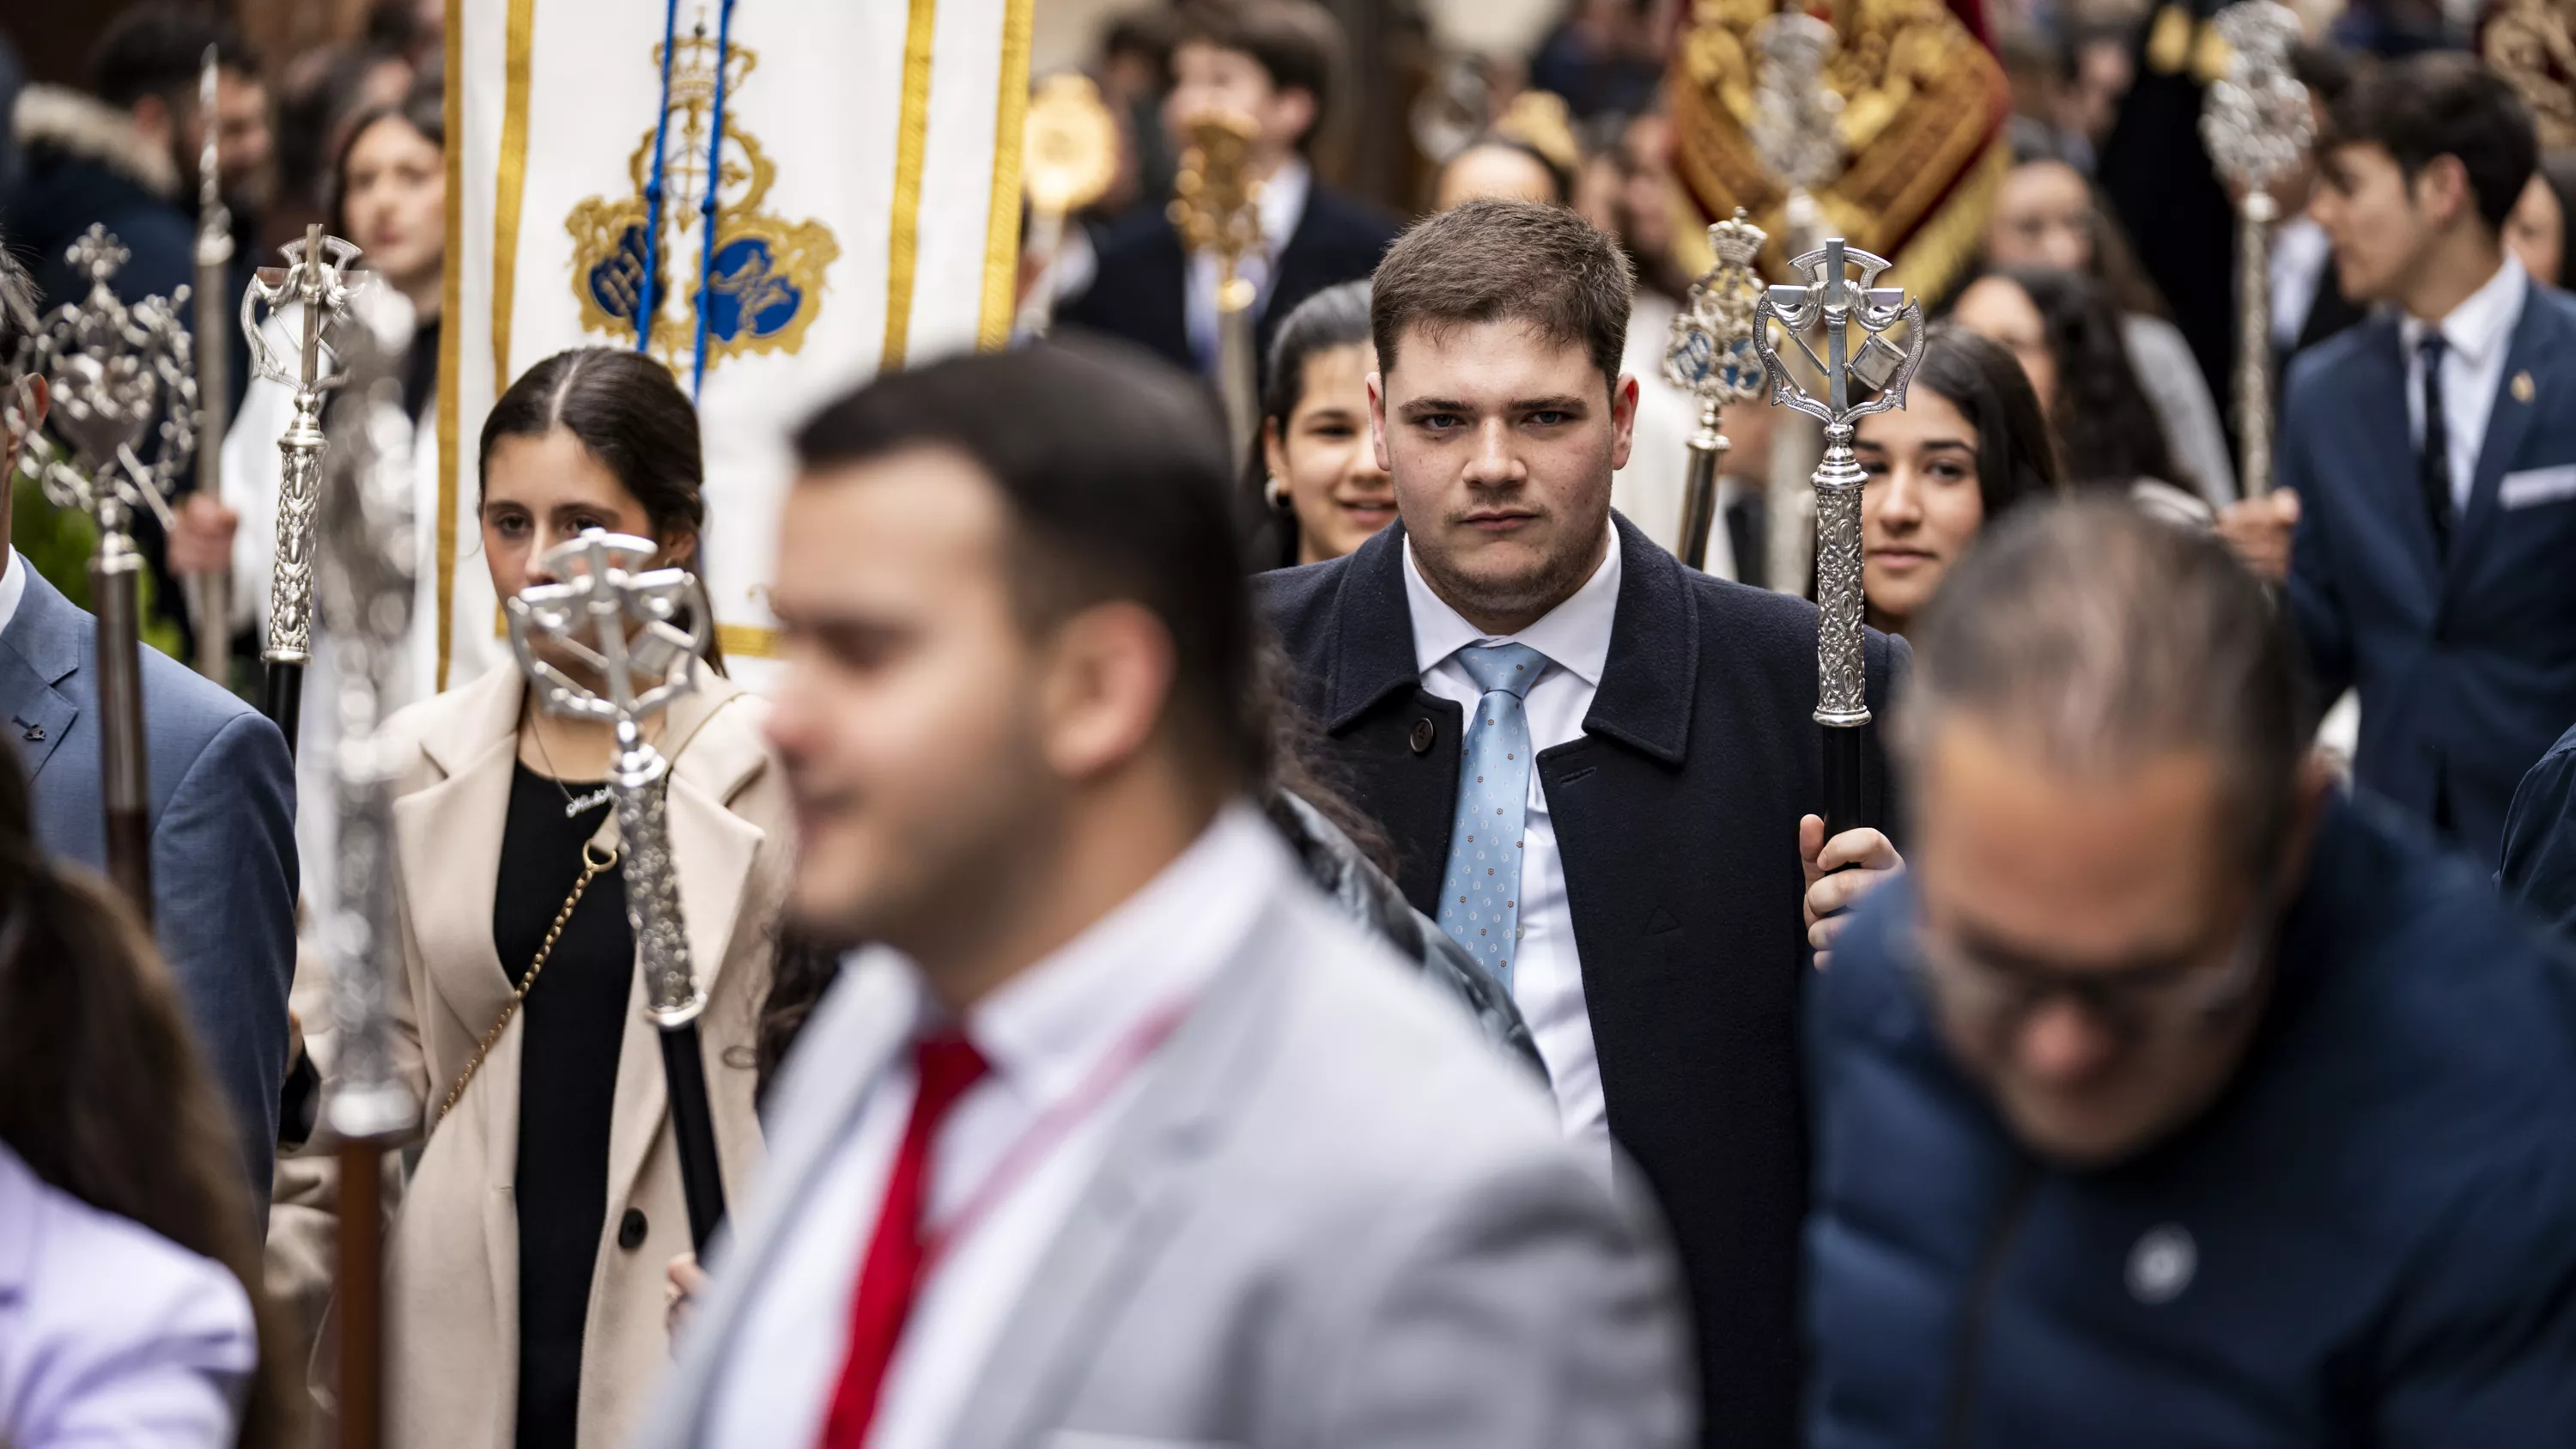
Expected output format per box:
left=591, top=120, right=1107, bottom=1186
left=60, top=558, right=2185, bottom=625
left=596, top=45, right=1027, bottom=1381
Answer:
left=279, top=347, right=791, bottom=1449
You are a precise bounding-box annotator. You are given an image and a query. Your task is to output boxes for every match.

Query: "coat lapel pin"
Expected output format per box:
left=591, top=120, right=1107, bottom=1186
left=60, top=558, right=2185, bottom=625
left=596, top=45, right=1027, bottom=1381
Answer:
left=2512, top=370, right=2536, bottom=404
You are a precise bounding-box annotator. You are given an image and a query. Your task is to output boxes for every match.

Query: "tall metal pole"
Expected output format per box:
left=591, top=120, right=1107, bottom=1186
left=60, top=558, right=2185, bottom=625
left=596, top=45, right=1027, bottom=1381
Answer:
left=507, top=530, right=727, bottom=1251
left=8, top=227, right=198, bottom=916
left=311, top=301, right=424, bottom=1449
left=1754, top=240, right=1924, bottom=837
left=2202, top=0, right=2312, bottom=500
left=242, top=224, right=373, bottom=754
left=1170, top=112, right=1267, bottom=459
left=1749, top=11, right=1847, bottom=599
left=187, top=45, right=235, bottom=684
left=1662, top=211, right=1770, bottom=571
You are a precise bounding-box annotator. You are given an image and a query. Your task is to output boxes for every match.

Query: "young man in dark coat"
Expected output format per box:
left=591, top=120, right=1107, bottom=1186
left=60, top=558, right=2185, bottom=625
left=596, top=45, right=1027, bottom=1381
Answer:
left=1056, top=0, right=1398, bottom=383
left=1812, top=500, right=2576, bottom=1447
left=1254, top=198, right=1907, bottom=1448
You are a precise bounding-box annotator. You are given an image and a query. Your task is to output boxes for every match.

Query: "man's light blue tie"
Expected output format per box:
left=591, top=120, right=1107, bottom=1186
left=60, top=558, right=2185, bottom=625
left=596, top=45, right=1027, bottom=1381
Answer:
left=1436, top=642, right=1549, bottom=991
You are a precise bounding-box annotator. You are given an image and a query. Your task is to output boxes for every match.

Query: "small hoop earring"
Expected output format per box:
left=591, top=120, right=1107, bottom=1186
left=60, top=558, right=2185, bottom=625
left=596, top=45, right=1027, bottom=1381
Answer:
left=1265, top=474, right=1291, bottom=510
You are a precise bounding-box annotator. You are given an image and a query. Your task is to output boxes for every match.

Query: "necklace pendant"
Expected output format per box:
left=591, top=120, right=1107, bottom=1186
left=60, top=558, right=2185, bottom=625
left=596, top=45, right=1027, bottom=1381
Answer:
left=563, top=785, right=614, bottom=819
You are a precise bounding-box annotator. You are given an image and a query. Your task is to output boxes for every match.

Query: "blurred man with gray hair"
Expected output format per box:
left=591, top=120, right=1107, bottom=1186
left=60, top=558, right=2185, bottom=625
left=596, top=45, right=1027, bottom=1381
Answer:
left=1805, top=499, right=2576, bottom=1446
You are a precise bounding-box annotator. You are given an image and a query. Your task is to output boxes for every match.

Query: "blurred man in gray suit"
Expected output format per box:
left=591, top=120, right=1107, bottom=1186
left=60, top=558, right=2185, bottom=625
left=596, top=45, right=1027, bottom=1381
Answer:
left=641, top=343, right=1692, bottom=1449
left=0, top=234, right=296, bottom=1200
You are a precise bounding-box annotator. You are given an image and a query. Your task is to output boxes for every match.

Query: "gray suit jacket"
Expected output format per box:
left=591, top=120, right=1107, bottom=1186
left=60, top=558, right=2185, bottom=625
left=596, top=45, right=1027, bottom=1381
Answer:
left=0, top=563, right=296, bottom=1199
left=643, top=867, right=1695, bottom=1449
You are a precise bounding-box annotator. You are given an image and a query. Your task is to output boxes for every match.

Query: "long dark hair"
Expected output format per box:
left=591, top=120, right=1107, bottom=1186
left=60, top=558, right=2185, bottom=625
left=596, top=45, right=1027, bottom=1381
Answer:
left=0, top=754, right=297, bottom=1449
left=326, top=71, right=445, bottom=241
left=479, top=347, right=727, bottom=673
left=1984, top=265, right=2184, bottom=497
left=1248, top=280, right=1373, bottom=570
left=1903, top=324, right=2065, bottom=527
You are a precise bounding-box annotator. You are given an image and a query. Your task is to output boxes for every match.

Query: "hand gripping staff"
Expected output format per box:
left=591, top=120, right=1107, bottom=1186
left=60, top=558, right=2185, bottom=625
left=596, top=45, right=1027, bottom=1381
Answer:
left=507, top=529, right=728, bottom=1251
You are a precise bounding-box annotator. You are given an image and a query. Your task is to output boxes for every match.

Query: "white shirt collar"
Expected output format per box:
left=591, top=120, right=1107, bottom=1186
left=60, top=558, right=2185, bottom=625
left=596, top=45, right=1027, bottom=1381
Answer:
left=1255, top=157, right=1309, bottom=259
left=1400, top=527, right=1620, bottom=688
left=2401, top=253, right=2529, bottom=367
left=0, top=551, right=30, bottom=640
left=874, top=801, right=1285, bottom=1105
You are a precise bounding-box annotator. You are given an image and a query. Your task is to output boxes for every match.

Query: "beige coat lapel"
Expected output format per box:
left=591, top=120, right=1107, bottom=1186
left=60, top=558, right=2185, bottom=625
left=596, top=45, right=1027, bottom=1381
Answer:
left=391, top=663, right=525, bottom=1093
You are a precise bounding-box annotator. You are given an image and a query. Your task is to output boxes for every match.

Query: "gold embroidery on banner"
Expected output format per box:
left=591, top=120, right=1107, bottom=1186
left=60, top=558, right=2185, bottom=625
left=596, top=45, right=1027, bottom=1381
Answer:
left=563, top=17, right=841, bottom=373
left=1668, top=0, right=2008, bottom=298
left=880, top=0, right=941, bottom=371
left=978, top=0, right=1036, bottom=350
left=493, top=0, right=538, bottom=387
left=2486, top=0, right=2576, bottom=149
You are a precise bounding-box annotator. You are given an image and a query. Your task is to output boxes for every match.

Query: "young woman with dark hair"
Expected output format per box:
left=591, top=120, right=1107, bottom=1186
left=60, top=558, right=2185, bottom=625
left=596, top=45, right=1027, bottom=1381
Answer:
left=1853, top=325, right=2063, bottom=639
left=2506, top=149, right=2576, bottom=287
left=0, top=746, right=299, bottom=1449
left=277, top=347, right=791, bottom=1449
left=1980, top=152, right=2239, bottom=504
left=1249, top=280, right=1395, bottom=569
left=1952, top=265, right=2190, bottom=499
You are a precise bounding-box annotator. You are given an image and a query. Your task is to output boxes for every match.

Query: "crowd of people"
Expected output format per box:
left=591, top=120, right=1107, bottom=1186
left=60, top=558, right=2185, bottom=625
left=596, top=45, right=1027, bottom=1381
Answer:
left=4, top=0, right=2576, bottom=1446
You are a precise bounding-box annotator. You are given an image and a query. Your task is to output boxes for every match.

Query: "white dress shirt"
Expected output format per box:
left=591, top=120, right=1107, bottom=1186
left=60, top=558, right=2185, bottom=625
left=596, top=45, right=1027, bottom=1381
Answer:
left=703, top=804, right=1284, bottom=1449
left=2402, top=253, right=2530, bottom=514
left=1403, top=533, right=1620, bottom=1184
left=2270, top=216, right=2334, bottom=351
left=1183, top=157, right=1309, bottom=371
left=0, top=550, right=29, bottom=639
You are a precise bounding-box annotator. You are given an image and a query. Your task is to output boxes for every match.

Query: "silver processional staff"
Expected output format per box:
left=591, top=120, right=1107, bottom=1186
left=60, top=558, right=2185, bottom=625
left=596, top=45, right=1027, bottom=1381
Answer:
left=2202, top=0, right=2313, bottom=502
left=1753, top=238, right=1924, bottom=840
left=243, top=222, right=372, bottom=754
left=1662, top=210, right=1770, bottom=574
left=507, top=529, right=728, bottom=1251
left=6, top=226, right=197, bottom=915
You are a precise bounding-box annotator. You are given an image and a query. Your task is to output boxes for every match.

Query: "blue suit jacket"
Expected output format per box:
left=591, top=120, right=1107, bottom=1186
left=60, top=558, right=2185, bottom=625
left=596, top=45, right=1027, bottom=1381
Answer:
left=2281, top=285, right=2576, bottom=865
left=0, top=563, right=296, bottom=1199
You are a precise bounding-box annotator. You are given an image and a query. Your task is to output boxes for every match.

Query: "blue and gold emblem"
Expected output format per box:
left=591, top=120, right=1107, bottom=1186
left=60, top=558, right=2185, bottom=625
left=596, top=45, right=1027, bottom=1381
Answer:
left=565, top=19, right=838, bottom=372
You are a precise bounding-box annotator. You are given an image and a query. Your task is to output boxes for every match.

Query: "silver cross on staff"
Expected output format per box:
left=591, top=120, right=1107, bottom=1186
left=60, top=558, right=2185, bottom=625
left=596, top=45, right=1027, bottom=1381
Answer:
left=1753, top=239, right=1923, bottom=735
left=2202, top=0, right=2312, bottom=498
left=506, top=529, right=714, bottom=1025
left=243, top=222, right=373, bottom=672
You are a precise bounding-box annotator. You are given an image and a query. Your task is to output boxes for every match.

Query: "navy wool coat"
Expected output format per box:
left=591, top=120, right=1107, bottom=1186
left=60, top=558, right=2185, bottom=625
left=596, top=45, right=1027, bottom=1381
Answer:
left=1256, top=514, right=1907, bottom=1448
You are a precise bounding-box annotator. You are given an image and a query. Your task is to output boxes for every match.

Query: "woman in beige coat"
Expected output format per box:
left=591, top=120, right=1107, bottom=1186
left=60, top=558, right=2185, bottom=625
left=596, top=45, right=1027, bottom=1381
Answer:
left=293, top=347, right=791, bottom=1449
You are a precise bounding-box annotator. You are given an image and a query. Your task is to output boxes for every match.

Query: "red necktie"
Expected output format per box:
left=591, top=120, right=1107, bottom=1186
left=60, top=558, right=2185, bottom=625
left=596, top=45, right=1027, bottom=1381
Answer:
left=814, top=1033, right=990, bottom=1449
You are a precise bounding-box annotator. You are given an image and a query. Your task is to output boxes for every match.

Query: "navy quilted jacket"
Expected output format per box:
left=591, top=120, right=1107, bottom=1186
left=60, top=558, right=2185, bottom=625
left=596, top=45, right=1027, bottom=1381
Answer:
left=1806, top=796, right=2576, bottom=1447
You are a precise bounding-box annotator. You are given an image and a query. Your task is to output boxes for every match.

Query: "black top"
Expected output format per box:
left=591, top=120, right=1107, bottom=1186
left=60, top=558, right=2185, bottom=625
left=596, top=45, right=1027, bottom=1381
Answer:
left=494, top=762, right=630, bottom=1449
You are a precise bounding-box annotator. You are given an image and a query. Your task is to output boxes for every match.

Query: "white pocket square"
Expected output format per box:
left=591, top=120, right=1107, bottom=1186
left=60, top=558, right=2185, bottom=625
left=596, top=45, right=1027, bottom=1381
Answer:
left=2500, top=464, right=2576, bottom=509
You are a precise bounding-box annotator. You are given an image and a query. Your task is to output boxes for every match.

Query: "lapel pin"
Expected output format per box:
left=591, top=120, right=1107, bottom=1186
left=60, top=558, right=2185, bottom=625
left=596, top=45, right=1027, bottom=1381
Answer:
left=2513, top=370, right=2536, bottom=404
left=16, top=721, right=42, bottom=744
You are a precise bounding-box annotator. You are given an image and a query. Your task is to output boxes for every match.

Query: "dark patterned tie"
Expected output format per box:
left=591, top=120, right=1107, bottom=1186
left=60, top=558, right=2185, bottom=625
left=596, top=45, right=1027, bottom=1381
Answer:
left=2417, top=332, right=2456, bottom=560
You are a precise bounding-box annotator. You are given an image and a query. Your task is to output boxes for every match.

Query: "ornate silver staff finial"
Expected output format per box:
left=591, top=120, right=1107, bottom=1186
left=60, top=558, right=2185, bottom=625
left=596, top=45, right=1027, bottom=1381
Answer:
left=1753, top=239, right=1923, bottom=739
left=312, top=297, right=421, bottom=1144
left=1751, top=11, right=1846, bottom=253
left=8, top=225, right=199, bottom=911
left=506, top=531, right=714, bottom=1024
left=243, top=222, right=374, bottom=677
left=1662, top=210, right=1770, bottom=571
left=2202, top=0, right=2312, bottom=499
left=9, top=226, right=199, bottom=539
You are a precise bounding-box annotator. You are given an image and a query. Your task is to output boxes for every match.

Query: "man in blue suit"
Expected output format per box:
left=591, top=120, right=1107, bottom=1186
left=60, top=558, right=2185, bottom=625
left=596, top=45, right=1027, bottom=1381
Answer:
left=2224, top=52, right=2576, bottom=867
left=0, top=235, right=295, bottom=1201
left=1810, top=501, right=2576, bottom=1446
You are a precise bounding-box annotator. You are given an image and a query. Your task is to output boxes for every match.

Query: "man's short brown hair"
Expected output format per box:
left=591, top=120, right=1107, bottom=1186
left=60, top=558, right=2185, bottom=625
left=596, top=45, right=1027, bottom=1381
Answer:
left=1172, top=0, right=1341, bottom=148
left=1370, top=199, right=1635, bottom=390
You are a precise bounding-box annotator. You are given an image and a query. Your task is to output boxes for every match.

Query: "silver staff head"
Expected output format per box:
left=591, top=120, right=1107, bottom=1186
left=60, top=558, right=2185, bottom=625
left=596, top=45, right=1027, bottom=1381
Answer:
left=1752, top=238, right=1924, bottom=430
left=241, top=227, right=369, bottom=390
left=6, top=227, right=196, bottom=538
left=2202, top=1, right=2312, bottom=213
left=1663, top=210, right=1771, bottom=411
left=507, top=531, right=712, bottom=743
left=1750, top=11, right=1847, bottom=195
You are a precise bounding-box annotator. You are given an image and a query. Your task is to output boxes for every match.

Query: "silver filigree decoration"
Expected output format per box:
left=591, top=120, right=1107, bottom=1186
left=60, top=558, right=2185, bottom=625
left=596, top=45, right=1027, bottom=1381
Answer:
left=2202, top=0, right=2312, bottom=499
left=7, top=227, right=197, bottom=544
left=507, top=531, right=714, bottom=1025
left=1753, top=239, right=1926, bottom=726
left=243, top=224, right=372, bottom=666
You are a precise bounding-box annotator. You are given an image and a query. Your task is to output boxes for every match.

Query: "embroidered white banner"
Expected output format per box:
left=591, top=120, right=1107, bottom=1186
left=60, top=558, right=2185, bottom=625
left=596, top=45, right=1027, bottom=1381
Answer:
left=442, top=0, right=1033, bottom=686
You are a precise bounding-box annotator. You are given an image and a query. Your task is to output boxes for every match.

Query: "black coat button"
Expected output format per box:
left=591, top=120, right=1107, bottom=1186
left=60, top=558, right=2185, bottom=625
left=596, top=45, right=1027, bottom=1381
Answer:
left=617, top=1208, right=647, bottom=1250
left=1409, top=718, right=1437, bottom=754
